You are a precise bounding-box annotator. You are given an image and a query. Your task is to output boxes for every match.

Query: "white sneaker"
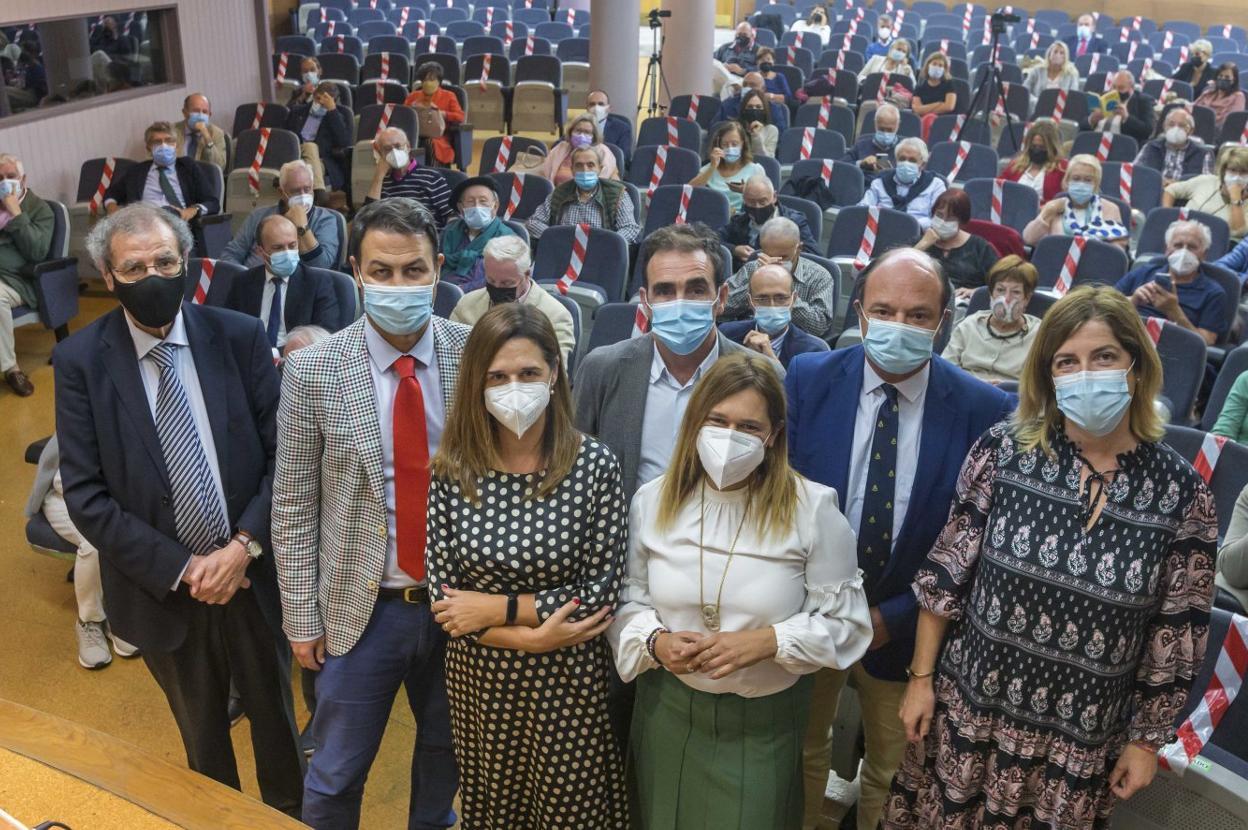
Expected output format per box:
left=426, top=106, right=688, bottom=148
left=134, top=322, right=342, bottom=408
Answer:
left=77, top=620, right=112, bottom=669
left=107, top=625, right=140, bottom=658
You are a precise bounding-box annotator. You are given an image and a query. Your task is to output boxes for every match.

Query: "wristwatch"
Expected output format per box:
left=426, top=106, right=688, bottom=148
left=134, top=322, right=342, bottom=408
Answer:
left=296, top=224, right=310, bottom=237
left=232, top=530, right=263, bottom=560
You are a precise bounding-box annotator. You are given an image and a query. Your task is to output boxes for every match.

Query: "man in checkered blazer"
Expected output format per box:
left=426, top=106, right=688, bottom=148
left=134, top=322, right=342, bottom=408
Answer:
left=274, top=198, right=468, bottom=830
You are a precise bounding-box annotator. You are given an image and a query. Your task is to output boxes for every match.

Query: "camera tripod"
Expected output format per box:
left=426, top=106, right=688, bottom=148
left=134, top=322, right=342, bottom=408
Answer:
left=958, top=12, right=1020, bottom=153
left=638, top=11, right=673, bottom=119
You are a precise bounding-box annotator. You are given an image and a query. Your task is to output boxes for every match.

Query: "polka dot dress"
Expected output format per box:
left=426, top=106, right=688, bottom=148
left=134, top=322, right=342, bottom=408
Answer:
left=426, top=438, right=630, bottom=830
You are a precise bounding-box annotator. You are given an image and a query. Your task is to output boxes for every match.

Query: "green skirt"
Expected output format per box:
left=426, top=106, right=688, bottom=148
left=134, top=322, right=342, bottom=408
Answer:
left=629, top=670, right=813, bottom=830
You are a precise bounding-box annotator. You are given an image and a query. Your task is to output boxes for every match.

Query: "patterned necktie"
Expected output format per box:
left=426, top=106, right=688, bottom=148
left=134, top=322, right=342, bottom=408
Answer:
left=186, top=132, right=199, bottom=160
left=158, top=166, right=183, bottom=209
left=147, top=342, right=230, bottom=556
left=392, top=355, right=430, bottom=581
left=267, top=276, right=284, bottom=348
left=858, top=383, right=899, bottom=594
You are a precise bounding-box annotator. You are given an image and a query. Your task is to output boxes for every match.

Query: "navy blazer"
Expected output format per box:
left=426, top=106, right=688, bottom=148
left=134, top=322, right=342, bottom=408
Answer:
left=286, top=103, right=353, bottom=190
left=785, top=345, right=1015, bottom=680
left=54, top=304, right=282, bottom=653
left=1062, top=34, right=1109, bottom=55
left=103, top=157, right=220, bottom=216
left=719, top=318, right=829, bottom=368
left=601, top=114, right=634, bottom=162
left=224, top=262, right=343, bottom=336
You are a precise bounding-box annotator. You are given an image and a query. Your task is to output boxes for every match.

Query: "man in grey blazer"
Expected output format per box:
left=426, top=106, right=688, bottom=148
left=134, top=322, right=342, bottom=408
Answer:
left=274, top=199, right=467, bottom=830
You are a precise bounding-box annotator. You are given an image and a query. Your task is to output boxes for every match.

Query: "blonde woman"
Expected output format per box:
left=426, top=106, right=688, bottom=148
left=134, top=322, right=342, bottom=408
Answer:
left=1000, top=119, right=1068, bottom=202
left=1023, top=41, right=1079, bottom=100
left=884, top=285, right=1217, bottom=829
left=1164, top=143, right=1248, bottom=240
left=912, top=52, right=956, bottom=140
left=610, top=352, right=871, bottom=830
left=1174, top=38, right=1216, bottom=98
left=860, top=36, right=914, bottom=82
left=539, top=112, right=620, bottom=186
left=1023, top=153, right=1128, bottom=247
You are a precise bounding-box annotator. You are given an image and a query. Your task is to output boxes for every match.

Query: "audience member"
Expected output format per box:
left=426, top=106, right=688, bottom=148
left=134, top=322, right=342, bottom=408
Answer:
left=915, top=190, right=998, bottom=299
left=787, top=248, right=1013, bottom=830
left=587, top=89, right=634, bottom=160
left=716, top=72, right=789, bottom=130
left=724, top=216, right=836, bottom=338
left=1134, top=108, right=1208, bottom=186
left=1000, top=120, right=1067, bottom=203
left=428, top=303, right=629, bottom=829
left=1173, top=40, right=1216, bottom=99
left=103, top=121, right=218, bottom=221
left=59, top=205, right=303, bottom=815
left=755, top=48, right=795, bottom=108
left=790, top=6, right=832, bottom=41
left=1165, top=145, right=1248, bottom=241
left=719, top=264, right=831, bottom=368
left=719, top=173, right=818, bottom=270
left=715, top=22, right=759, bottom=77
left=274, top=198, right=465, bottom=829
left=223, top=214, right=341, bottom=349
left=1023, top=41, right=1079, bottom=99
left=692, top=121, right=766, bottom=213
left=943, top=255, right=1041, bottom=383
left=365, top=126, right=454, bottom=228
left=865, top=15, right=897, bottom=61
left=441, top=175, right=517, bottom=290
left=1063, top=13, right=1108, bottom=56
left=844, top=102, right=901, bottom=176
left=450, top=235, right=574, bottom=366
left=1023, top=154, right=1128, bottom=247
left=173, top=93, right=226, bottom=169
left=281, top=323, right=331, bottom=359
left=1115, top=219, right=1228, bottom=346
left=16, top=39, right=48, bottom=102
left=89, top=16, right=134, bottom=60
left=1217, top=486, right=1248, bottom=613
left=404, top=62, right=466, bottom=167
left=525, top=146, right=639, bottom=242
left=1212, top=374, right=1248, bottom=443
left=1194, top=62, right=1247, bottom=131
left=286, top=81, right=351, bottom=194
left=860, top=137, right=947, bottom=230
left=1086, top=71, right=1154, bottom=145
left=220, top=160, right=342, bottom=271
left=0, top=152, right=52, bottom=397
left=288, top=56, right=321, bottom=108
left=738, top=89, right=779, bottom=157
left=540, top=113, right=620, bottom=186
left=912, top=53, right=956, bottom=140
left=860, top=37, right=914, bottom=83
left=611, top=351, right=869, bottom=829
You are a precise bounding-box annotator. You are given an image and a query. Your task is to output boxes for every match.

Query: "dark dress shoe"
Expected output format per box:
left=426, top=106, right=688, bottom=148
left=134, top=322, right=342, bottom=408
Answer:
left=228, top=693, right=245, bottom=726
left=5, top=368, right=34, bottom=397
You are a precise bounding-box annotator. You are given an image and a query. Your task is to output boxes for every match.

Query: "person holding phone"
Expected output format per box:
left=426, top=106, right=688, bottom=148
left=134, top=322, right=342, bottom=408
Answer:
left=691, top=121, right=765, bottom=213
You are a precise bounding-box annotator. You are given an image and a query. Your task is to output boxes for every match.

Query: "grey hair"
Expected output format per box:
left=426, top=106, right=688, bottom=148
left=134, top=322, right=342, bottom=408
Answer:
left=875, top=102, right=900, bottom=122
left=284, top=324, right=332, bottom=352
left=1164, top=219, right=1212, bottom=251
left=759, top=216, right=800, bottom=248
left=0, top=153, right=25, bottom=177
left=897, top=136, right=929, bottom=163
left=1164, top=108, right=1195, bottom=130
left=1192, top=39, right=1213, bottom=58
left=483, top=234, right=532, bottom=274
left=278, top=159, right=314, bottom=188
left=85, top=204, right=194, bottom=271
left=743, top=173, right=775, bottom=196
left=375, top=126, right=410, bottom=148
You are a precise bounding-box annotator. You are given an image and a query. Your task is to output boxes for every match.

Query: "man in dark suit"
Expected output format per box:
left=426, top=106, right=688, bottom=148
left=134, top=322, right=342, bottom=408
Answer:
left=286, top=81, right=353, bottom=193
left=1084, top=70, right=1155, bottom=145
left=1062, top=13, right=1109, bottom=57
left=54, top=204, right=303, bottom=816
left=719, top=263, right=829, bottom=369
left=223, top=213, right=342, bottom=349
left=786, top=248, right=1014, bottom=830
left=587, top=89, right=634, bottom=161
left=718, top=173, right=819, bottom=269
left=103, top=121, right=219, bottom=221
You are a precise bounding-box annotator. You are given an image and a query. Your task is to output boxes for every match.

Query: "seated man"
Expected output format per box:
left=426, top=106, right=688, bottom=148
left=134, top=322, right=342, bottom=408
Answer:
left=723, top=216, right=836, bottom=338
left=525, top=146, right=640, bottom=242
left=844, top=102, right=900, bottom=177
left=442, top=175, right=518, bottom=291
left=714, top=22, right=760, bottom=77
left=451, top=235, right=575, bottom=366
left=865, top=15, right=897, bottom=61
left=720, top=173, right=819, bottom=269
left=716, top=72, right=790, bottom=131
left=1134, top=107, right=1208, bottom=186
left=365, top=126, right=454, bottom=228
left=859, top=136, right=946, bottom=230
left=1085, top=70, right=1154, bottom=145
left=1114, top=219, right=1228, bottom=346
left=1063, top=13, right=1109, bottom=56
left=219, top=160, right=341, bottom=271
left=103, top=121, right=219, bottom=221
left=173, top=93, right=227, bottom=170
left=0, top=152, right=53, bottom=396
left=223, top=214, right=341, bottom=350
left=719, top=262, right=830, bottom=368
left=587, top=89, right=634, bottom=160
left=285, top=81, right=352, bottom=194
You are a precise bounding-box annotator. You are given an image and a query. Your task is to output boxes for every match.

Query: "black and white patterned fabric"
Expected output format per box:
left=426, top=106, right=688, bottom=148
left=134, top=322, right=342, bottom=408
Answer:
left=1062, top=194, right=1129, bottom=240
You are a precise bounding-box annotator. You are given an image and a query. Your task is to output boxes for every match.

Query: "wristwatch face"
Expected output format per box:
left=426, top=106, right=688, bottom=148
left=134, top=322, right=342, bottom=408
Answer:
left=246, top=539, right=263, bottom=558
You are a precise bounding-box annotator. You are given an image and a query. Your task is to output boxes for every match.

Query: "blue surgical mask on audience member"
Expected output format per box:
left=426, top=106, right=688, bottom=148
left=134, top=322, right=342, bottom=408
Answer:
left=574, top=171, right=599, bottom=190
left=188, top=112, right=210, bottom=127
left=1054, top=367, right=1133, bottom=436
left=722, top=145, right=743, bottom=163
left=267, top=249, right=300, bottom=278
left=310, top=102, right=327, bottom=117
left=754, top=305, right=791, bottom=335
left=362, top=282, right=435, bottom=335
left=303, top=71, right=319, bottom=85
left=888, top=49, right=906, bottom=62
left=1077, top=25, right=1092, bottom=39
left=152, top=144, right=176, bottom=167
left=0, top=178, right=21, bottom=199
left=874, top=131, right=897, bottom=148
left=895, top=161, right=920, bottom=184
left=1067, top=181, right=1094, bottom=205
left=648, top=299, right=716, bottom=355
left=928, top=64, right=945, bottom=80
left=862, top=315, right=936, bottom=374
left=463, top=205, right=494, bottom=230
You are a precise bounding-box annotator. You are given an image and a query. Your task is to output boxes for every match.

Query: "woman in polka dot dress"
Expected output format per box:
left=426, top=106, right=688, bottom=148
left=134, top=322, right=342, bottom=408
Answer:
left=427, top=304, right=629, bottom=829
left=883, top=287, right=1217, bottom=829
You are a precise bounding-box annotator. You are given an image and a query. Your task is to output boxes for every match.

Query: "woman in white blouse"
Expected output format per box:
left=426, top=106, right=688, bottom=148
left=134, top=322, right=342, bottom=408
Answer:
left=1022, top=41, right=1080, bottom=101
left=609, top=352, right=872, bottom=830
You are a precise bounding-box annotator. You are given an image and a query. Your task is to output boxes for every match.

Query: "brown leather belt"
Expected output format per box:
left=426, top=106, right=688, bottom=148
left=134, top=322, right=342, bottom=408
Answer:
left=376, top=585, right=430, bottom=604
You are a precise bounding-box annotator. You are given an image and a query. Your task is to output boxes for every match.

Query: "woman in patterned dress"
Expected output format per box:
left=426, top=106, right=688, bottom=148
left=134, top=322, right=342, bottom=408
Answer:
left=426, top=303, right=629, bottom=829
left=883, top=286, right=1218, bottom=829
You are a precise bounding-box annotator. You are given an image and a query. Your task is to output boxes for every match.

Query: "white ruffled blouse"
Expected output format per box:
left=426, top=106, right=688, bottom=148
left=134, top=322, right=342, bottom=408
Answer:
left=609, top=475, right=872, bottom=698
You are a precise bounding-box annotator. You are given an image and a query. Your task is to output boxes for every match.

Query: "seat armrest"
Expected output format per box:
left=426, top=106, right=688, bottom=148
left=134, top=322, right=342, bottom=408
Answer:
left=32, top=257, right=81, bottom=331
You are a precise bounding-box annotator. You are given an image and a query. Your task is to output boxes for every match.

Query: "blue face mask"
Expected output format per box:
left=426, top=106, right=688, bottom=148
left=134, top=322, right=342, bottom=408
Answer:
left=874, top=130, right=897, bottom=149
left=888, top=49, right=907, bottom=62
left=927, top=65, right=945, bottom=80
left=462, top=205, right=494, bottom=230
left=187, top=112, right=210, bottom=127
left=648, top=299, right=716, bottom=355
left=862, top=316, right=936, bottom=375
left=267, top=248, right=300, bottom=278
left=722, top=145, right=743, bottom=163
left=895, top=161, right=921, bottom=185
left=0, top=178, right=21, bottom=199
left=152, top=144, right=176, bottom=167
left=1067, top=182, right=1095, bottom=205
left=574, top=171, right=599, bottom=190
left=754, top=305, right=791, bottom=335
left=1054, top=367, right=1133, bottom=437
left=310, top=102, right=327, bottom=117
left=362, top=282, right=435, bottom=336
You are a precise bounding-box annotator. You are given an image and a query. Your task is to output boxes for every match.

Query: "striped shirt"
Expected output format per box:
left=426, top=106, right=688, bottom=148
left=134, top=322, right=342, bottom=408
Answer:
left=525, top=187, right=640, bottom=242
left=375, top=162, right=454, bottom=229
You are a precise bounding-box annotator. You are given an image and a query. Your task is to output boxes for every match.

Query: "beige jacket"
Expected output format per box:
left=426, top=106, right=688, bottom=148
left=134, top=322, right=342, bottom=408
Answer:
left=450, top=284, right=576, bottom=368
left=173, top=119, right=228, bottom=169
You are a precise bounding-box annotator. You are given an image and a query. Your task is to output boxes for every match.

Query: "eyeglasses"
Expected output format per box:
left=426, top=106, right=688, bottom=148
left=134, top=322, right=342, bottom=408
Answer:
left=112, top=256, right=183, bottom=281
left=751, top=293, right=793, bottom=307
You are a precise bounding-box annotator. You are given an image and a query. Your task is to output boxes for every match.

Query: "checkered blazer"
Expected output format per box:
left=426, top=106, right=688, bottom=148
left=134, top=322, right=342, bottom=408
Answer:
left=273, top=316, right=471, bottom=655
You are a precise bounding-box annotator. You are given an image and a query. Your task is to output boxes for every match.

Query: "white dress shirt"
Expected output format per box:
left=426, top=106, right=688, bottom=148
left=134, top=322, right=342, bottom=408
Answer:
left=363, top=317, right=445, bottom=589
left=845, top=359, right=930, bottom=543
left=636, top=339, right=720, bottom=488
left=141, top=162, right=187, bottom=209
left=610, top=476, right=873, bottom=698
left=259, top=268, right=289, bottom=347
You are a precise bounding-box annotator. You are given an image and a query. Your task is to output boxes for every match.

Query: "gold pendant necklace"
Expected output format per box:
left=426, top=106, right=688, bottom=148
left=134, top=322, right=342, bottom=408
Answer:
left=698, top=481, right=751, bottom=632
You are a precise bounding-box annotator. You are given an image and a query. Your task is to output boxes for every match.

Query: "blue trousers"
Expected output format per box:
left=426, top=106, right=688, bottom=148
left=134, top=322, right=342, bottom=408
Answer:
left=301, top=597, right=458, bottom=830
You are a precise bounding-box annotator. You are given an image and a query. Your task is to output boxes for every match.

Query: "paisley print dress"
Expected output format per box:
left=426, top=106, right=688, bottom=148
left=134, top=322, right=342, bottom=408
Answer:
left=882, top=422, right=1217, bottom=829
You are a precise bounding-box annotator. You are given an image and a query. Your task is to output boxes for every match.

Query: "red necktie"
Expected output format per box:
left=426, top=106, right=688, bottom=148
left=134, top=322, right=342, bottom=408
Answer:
left=392, top=355, right=429, bottom=581
left=1077, top=38, right=1088, bottom=57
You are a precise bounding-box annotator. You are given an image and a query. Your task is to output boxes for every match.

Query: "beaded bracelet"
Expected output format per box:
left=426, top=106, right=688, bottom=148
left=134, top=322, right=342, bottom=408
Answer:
left=645, top=627, right=669, bottom=663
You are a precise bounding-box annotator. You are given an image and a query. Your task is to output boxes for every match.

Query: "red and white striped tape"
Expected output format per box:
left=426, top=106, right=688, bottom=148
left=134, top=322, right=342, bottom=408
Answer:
left=818, top=96, right=832, bottom=129
left=666, top=116, right=679, bottom=146
left=484, top=7, right=494, bottom=27
left=333, top=35, right=345, bottom=53
left=892, top=9, right=905, bottom=37
left=836, top=49, right=847, bottom=70
left=1127, top=40, right=1140, bottom=63
left=1142, top=57, right=1155, bottom=77
left=88, top=157, right=115, bottom=216
left=504, top=20, right=514, bottom=48
left=1194, top=432, right=1229, bottom=483
left=990, top=178, right=1004, bottom=224
left=1052, top=88, right=1068, bottom=121
left=1030, top=31, right=1040, bottom=49
left=556, top=223, right=590, bottom=294
left=994, top=84, right=1009, bottom=117
left=1119, top=25, right=1130, bottom=43
left=325, top=20, right=336, bottom=37
left=1129, top=15, right=1142, bottom=31
left=687, top=94, right=700, bottom=123
left=939, top=39, right=951, bottom=56
left=854, top=206, right=880, bottom=271
left=375, top=81, right=385, bottom=105
left=524, top=0, right=533, bottom=7
left=1096, top=132, right=1113, bottom=162
left=800, top=127, right=815, bottom=160
left=961, top=5, right=973, bottom=33
left=525, top=33, right=535, bottom=56
left=1239, top=120, right=1248, bottom=145
left=787, top=44, right=798, bottom=65
left=1089, top=53, right=1101, bottom=74
left=429, top=34, right=439, bottom=53
left=1179, top=207, right=1191, bottom=221
left=952, top=113, right=968, bottom=140
left=675, top=184, right=693, bottom=224
left=949, top=141, right=971, bottom=180
left=505, top=173, right=524, bottom=219
left=847, top=18, right=859, bottom=37
left=1222, top=25, right=1235, bottom=38
left=885, top=0, right=895, bottom=12
left=1119, top=162, right=1134, bottom=202
left=250, top=102, right=266, bottom=130
left=493, top=135, right=513, bottom=173
left=379, top=52, right=391, bottom=81
left=248, top=128, right=271, bottom=196
left=1103, top=71, right=1116, bottom=93
left=647, top=145, right=668, bottom=201
left=1053, top=235, right=1086, bottom=296
left=1162, top=78, right=1176, bottom=98
left=1179, top=45, right=1190, bottom=64
left=565, top=7, right=576, bottom=26
left=877, top=71, right=890, bottom=105
left=375, top=103, right=396, bottom=136
left=479, top=53, right=493, bottom=90
left=275, top=52, right=289, bottom=84
left=399, top=7, right=410, bottom=28
left=414, top=20, right=427, bottom=39
left=1145, top=315, right=1167, bottom=344
left=1163, top=31, right=1175, bottom=49
left=192, top=258, right=216, bottom=305
left=1025, top=18, right=1036, bottom=34
left=820, top=159, right=835, bottom=187
left=632, top=305, right=650, bottom=336
left=841, top=33, right=854, bottom=51
left=795, top=32, right=806, bottom=50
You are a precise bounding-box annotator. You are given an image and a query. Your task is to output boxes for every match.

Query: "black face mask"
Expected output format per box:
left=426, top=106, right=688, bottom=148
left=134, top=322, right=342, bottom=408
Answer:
left=1192, top=55, right=1204, bottom=66
left=759, top=61, right=774, bottom=73
left=486, top=282, right=519, bottom=305
left=745, top=203, right=774, bottom=225
left=112, top=269, right=186, bottom=329
left=1218, top=78, right=1235, bottom=92
left=1028, top=147, right=1048, bottom=164
left=742, top=108, right=767, bottom=122
left=735, top=35, right=750, bottom=47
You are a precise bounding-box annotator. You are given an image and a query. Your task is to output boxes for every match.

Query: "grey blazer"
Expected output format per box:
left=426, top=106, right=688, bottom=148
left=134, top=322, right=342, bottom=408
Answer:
left=573, top=332, right=783, bottom=497
left=24, top=436, right=59, bottom=519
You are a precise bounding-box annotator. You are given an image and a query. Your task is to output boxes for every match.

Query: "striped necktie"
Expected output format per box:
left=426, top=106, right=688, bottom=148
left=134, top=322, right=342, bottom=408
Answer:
left=858, top=383, right=899, bottom=595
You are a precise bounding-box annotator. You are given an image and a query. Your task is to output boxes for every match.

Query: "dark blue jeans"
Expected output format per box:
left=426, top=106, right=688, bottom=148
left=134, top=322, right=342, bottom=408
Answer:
left=301, top=597, right=458, bottom=830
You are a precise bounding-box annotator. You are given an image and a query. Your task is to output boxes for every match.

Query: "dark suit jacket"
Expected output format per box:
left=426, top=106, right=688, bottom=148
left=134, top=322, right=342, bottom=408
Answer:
left=54, top=304, right=281, bottom=653
left=785, top=346, right=1015, bottom=681
left=1080, top=91, right=1154, bottom=145
left=1135, top=137, right=1208, bottom=182
left=719, top=204, right=820, bottom=269
left=224, top=262, right=342, bottom=337
left=104, top=157, right=220, bottom=215
left=715, top=94, right=790, bottom=132
left=601, top=114, right=634, bottom=161
left=286, top=103, right=353, bottom=190
left=1062, top=34, right=1109, bottom=55
left=719, top=318, right=829, bottom=368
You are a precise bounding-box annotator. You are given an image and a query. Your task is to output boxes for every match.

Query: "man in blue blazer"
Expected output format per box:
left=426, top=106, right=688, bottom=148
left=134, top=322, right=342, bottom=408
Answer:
left=718, top=262, right=829, bottom=369
left=1062, top=13, right=1109, bottom=57
left=54, top=205, right=303, bottom=815
left=587, top=89, right=634, bottom=162
left=787, top=248, right=1014, bottom=830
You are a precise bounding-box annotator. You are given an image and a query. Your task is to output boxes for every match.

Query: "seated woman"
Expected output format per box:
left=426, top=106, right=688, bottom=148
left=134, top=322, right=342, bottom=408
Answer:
left=1173, top=39, right=1216, bottom=100
left=1212, top=371, right=1248, bottom=443
left=912, top=52, right=956, bottom=141
left=999, top=120, right=1068, bottom=203
left=943, top=255, right=1041, bottom=384
left=790, top=6, right=832, bottom=42
left=739, top=89, right=779, bottom=157
left=690, top=121, right=765, bottom=213
left=1193, top=62, right=1247, bottom=131
left=288, top=56, right=322, bottom=108
left=441, top=175, right=518, bottom=290
left=859, top=37, right=914, bottom=83
left=1022, top=41, right=1079, bottom=100
left=1164, top=144, right=1248, bottom=241
left=541, top=114, right=620, bottom=187
left=756, top=48, right=794, bottom=109
left=1217, top=484, right=1248, bottom=613
left=915, top=189, right=999, bottom=300
left=1022, top=153, right=1128, bottom=248
left=403, top=61, right=466, bottom=167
